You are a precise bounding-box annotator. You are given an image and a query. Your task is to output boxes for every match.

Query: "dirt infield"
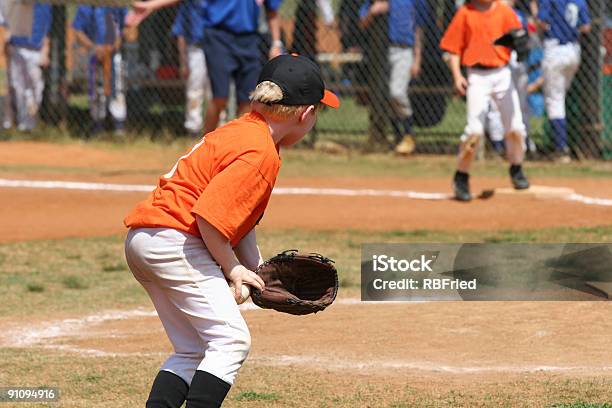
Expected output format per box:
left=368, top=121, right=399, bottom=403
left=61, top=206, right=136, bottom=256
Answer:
left=2, top=300, right=612, bottom=406
left=2, top=141, right=612, bottom=406
left=7, top=301, right=611, bottom=375
left=0, top=141, right=611, bottom=243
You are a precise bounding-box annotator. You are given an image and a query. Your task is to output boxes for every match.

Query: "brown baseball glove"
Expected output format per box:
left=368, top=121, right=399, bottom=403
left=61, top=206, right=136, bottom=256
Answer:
left=251, top=250, right=339, bottom=315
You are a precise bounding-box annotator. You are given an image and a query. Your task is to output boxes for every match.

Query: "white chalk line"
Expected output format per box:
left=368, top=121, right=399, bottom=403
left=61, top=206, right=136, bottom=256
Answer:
left=1, top=178, right=612, bottom=207
left=0, top=300, right=364, bottom=348
left=3, top=305, right=612, bottom=374
left=0, top=178, right=450, bottom=200
left=251, top=355, right=612, bottom=374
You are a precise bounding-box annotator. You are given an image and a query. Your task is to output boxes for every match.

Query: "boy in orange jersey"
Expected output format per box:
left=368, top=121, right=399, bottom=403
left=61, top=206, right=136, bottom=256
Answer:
left=440, top=0, right=530, bottom=201
left=124, top=54, right=339, bottom=408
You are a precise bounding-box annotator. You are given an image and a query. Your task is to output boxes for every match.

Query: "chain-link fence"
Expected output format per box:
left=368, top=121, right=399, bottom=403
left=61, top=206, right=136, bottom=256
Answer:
left=1, top=0, right=610, bottom=160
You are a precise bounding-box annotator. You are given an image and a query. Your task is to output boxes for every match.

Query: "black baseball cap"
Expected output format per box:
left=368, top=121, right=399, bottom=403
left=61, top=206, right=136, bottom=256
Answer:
left=257, top=54, right=340, bottom=109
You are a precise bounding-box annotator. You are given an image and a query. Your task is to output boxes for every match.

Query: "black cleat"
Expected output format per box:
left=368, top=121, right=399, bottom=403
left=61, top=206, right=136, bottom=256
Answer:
left=510, top=164, right=530, bottom=190
left=453, top=171, right=472, bottom=201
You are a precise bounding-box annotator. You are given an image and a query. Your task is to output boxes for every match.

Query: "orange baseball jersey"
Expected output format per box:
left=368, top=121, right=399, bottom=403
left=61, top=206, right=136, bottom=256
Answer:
left=124, top=112, right=281, bottom=247
left=440, top=1, right=522, bottom=68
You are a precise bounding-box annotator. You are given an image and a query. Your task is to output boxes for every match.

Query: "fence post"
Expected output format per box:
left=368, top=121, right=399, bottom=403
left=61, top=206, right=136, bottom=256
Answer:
left=41, top=4, right=67, bottom=127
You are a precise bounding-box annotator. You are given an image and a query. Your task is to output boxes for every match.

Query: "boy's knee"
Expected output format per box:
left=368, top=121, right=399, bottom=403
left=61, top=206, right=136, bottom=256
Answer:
left=506, top=130, right=525, bottom=142
left=465, top=122, right=484, bottom=137
left=459, top=134, right=481, bottom=157
left=198, top=322, right=251, bottom=385
left=389, top=88, right=408, bottom=106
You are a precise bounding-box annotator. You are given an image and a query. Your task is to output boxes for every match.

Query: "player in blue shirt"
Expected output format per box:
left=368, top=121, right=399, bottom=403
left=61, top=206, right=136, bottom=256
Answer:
left=171, top=0, right=214, bottom=137
left=126, top=0, right=284, bottom=134
left=73, top=5, right=128, bottom=135
left=360, top=0, right=425, bottom=155
left=5, top=2, right=51, bottom=131
left=537, top=0, right=591, bottom=162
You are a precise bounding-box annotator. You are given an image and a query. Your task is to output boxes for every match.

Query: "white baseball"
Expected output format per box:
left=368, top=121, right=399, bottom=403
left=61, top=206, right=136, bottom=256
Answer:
left=230, top=283, right=251, bottom=305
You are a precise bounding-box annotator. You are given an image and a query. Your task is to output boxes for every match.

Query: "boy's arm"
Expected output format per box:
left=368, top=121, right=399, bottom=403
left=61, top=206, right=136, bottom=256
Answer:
left=535, top=0, right=550, bottom=32
left=527, top=76, right=544, bottom=93
left=266, top=9, right=282, bottom=59
left=360, top=1, right=388, bottom=30
left=177, top=35, right=188, bottom=79
left=577, top=1, right=591, bottom=34
left=196, top=215, right=265, bottom=300
left=448, top=52, right=467, bottom=96
left=126, top=0, right=181, bottom=27
left=39, top=36, right=50, bottom=67
left=74, top=30, right=94, bottom=50
left=411, top=26, right=423, bottom=77
left=234, top=228, right=263, bottom=272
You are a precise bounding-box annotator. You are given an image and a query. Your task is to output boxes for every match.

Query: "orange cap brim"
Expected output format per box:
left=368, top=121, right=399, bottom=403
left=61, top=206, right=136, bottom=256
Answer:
left=320, top=89, right=340, bottom=109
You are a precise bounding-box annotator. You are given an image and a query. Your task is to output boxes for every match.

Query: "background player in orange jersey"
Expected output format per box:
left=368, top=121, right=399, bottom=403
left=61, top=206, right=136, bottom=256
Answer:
left=440, top=0, right=530, bottom=201
left=123, top=54, right=339, bottom=408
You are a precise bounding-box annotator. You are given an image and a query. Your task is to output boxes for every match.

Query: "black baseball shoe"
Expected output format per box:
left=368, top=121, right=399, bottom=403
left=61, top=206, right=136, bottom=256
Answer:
left=510, top=164, right=530, bottom=190
left=453, top=171, right=471, bottom=202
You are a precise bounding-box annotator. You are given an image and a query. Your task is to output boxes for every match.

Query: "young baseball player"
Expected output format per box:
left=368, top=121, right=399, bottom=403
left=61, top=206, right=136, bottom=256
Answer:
left=172, top=0, right=214, bottom=137
left=72, top=5, right=128, bottom=135
left=124, top=54, right=339, bottom=408
left=360, top=0, right=425, bottom=155
left=440, top=0, right=530, bottom=201
left=127, top=0, right=284, bottom=134
left=536, top=0, right=591, bottom=163
left=5, top=2, right=51, bottom=132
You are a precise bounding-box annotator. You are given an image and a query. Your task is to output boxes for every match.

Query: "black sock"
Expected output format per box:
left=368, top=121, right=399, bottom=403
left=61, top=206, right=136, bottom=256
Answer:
left=391, top=118, right=404, bottom=144
left=146, top=370, right=189, bottom=408
left=402, top=115, right=414, bottom=135
left=186, top=370, right=231, bottom=408
left=509, top=164, right=522, bottom=176
left=454, top=170, right=469, bottom=181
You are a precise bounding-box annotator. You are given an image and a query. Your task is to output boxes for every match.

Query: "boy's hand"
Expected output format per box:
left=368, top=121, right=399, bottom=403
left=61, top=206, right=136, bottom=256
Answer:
left=369, top=1, right=389, bottom=16
left=39, top=52, right=50, bottom=68
left=225, top=265, right=265, bottom=303
left=125, top=1, right=154, bottom=27
left=454, top=75, right=468, bottom=96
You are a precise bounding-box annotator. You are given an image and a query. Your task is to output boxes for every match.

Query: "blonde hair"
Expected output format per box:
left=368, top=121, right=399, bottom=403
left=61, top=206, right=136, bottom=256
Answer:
left=250, top=81, right=321, bottom=120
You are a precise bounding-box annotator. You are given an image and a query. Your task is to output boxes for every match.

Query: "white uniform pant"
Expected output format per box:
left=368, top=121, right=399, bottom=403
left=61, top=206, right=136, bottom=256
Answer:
left=465, top=65, right=526, bottom=137
left=388, top=46, right=414, bottom=119
left=8, top=45, right=44, bottom=131
left=185, top=45, right=211, bottom=134
left=542, top=39, right=580, bottom=120
left=124, top=228, right=250, bottom=386
left=485, top=62, right=530, bottom=141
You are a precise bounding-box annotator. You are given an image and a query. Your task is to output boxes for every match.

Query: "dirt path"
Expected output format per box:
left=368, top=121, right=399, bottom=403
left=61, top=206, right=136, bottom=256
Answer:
left=3, top=301, right=611, bottom=382
left=1, top=176, right=611, bottom=243
left=0, top=140, right=610, bottom=241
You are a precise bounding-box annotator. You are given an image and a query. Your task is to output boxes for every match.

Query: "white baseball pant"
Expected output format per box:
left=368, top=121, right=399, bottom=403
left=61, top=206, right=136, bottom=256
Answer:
left=388, top=46, right=414, bottom=119
left=542, top=39, right=581, bottom=120
left=185, top=45, right=211, bottom=134
left=464, top=65, right=526, bottom=164
left=124, top=227, right=250, bottom=386
left=8, top=45, right=44, bottom=131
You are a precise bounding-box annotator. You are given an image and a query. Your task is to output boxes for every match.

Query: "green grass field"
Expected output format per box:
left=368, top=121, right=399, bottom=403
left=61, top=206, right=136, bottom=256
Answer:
left=2, top=225, right=612, bottom=320
left=2, top=226, right=612, bottom=407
